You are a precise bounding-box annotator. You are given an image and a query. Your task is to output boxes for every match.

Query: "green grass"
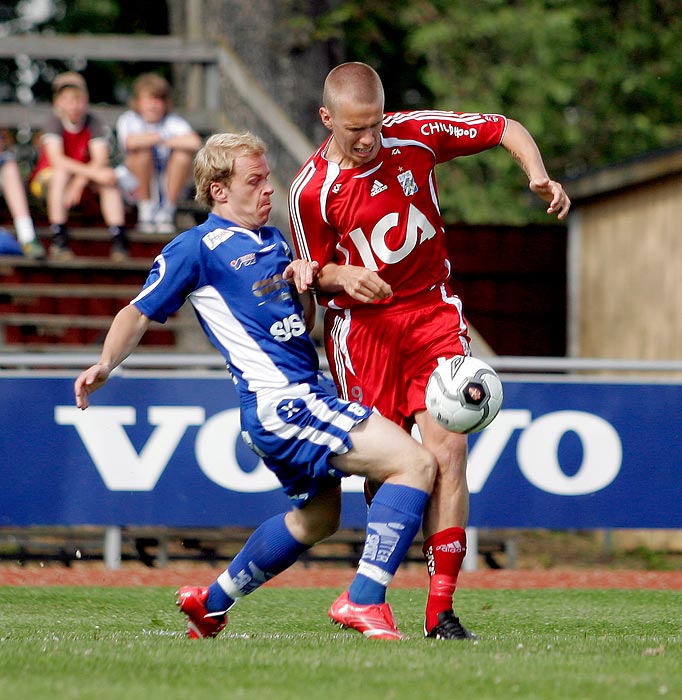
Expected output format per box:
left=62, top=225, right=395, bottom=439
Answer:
left=0, top=587, right=679, bottom=700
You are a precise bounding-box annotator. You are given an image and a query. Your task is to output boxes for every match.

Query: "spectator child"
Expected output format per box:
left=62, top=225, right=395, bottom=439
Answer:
left=0, top=132, right=44, bottom=259
left=116, top=73, right=202, bottom=233
left=29, top=71, right=129, bottom=261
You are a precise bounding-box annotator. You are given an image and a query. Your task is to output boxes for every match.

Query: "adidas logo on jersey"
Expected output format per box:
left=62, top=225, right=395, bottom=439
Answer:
left=370, top=180, right=387, bottom=196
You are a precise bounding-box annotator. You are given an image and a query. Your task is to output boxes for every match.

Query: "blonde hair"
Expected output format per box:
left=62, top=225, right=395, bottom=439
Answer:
left=193, top=132, right=267, bottom=208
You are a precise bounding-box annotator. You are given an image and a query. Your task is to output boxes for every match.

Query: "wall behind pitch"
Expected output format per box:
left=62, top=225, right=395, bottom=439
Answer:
left=445, top=223, right=567, bottom=357
left=0, top=372, right=680, bottom=530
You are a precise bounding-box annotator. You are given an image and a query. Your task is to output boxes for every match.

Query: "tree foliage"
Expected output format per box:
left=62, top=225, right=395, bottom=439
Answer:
left=3, top=1, right=681, bottom=224
left=323, top=0, right=682, bottom=224
left=0, top=0, right=169, bottom=105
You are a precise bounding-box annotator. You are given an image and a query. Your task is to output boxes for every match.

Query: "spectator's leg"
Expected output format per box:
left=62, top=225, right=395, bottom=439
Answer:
left=154, top=149, right=194, bottom=233
left=46, top=166, right=71, bottom=226
left=125, top=150, right=154, bottom=201
left=1, top=159, right=31, bottom=222
left=99, top=183, right=129, bottom=261
left=0, top=160, right=43, bottom=257
left=125, top=151, right=156, bottom=232
left=164, top=149, right=193, bottom=207
left=99, top=183, right=125, bottom=227
left=45, top=167, right=73, bottom=260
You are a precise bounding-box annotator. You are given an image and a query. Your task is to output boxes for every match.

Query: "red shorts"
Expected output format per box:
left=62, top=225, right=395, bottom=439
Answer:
left=323, top=284, right=471, bottom=431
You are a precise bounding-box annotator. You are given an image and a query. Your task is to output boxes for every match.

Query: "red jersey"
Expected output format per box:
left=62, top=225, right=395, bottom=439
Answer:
left=31, top=112, right=107, bottom=179
left=289, top=110, right=507, bottom=309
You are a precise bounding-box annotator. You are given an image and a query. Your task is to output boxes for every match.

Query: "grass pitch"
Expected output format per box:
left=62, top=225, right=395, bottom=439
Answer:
left=0, top=586, right=679, bottom=700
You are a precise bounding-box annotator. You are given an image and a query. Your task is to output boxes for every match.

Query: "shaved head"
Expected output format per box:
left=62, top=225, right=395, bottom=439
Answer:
left=323, top=62, right=385, bottom=115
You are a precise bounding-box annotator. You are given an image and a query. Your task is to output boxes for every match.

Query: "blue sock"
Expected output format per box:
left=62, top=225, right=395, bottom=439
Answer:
left=206, top=512, right=310, bottom=613
left=349, top=483, right=428, bottom=606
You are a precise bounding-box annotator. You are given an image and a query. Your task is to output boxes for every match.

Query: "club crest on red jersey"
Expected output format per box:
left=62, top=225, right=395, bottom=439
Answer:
left=397, top=169, right=418, bottom=196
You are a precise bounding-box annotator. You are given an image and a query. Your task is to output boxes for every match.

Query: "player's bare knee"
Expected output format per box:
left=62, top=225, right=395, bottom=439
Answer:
left=392, top=443, right=436, bottom=493
left=415, top=446, right=437, bottom=492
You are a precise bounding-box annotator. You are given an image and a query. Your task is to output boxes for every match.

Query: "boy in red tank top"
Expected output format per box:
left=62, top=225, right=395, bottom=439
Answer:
left=30, top=72, right=128, bottom=260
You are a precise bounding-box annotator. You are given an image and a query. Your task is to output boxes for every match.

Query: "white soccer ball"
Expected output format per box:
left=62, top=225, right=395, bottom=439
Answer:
left=425, top=356, right=503, bottom=434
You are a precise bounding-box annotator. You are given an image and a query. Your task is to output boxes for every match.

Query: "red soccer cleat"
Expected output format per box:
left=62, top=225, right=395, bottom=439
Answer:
left=328, top=590, right=404, bottom=640
left=176, top=585, right=227, bottom=639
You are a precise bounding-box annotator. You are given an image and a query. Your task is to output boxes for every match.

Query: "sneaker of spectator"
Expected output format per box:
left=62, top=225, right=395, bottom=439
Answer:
left=110, top=228, right=130, bottom=262
left=48, top=224, right=74, bottom=260
left=135, top=198, right=157, bottom=234
left=22, top=238, right=46, bottom=259
left=154, top=202, right=176, bottom=234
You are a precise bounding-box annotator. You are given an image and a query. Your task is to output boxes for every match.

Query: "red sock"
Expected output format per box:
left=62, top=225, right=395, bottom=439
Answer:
left=422, top=527, right=467, bottom=632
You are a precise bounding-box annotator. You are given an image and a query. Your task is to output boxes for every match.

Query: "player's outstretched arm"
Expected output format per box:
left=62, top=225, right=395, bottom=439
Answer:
left=74, top=304, right=151, bottom=409
left=317, top=262, right=393, bottom=304
left=501, top=119, right=571, bottom=220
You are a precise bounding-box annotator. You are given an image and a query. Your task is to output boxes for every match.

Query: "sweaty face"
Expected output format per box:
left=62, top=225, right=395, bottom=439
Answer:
left=322, top=98, right=384, bottom=169
left=221, top=153, right=274, bottom=230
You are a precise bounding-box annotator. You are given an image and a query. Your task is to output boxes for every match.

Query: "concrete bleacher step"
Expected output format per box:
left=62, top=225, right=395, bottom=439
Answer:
left=0, top=252, right=154, bottom=274
left=2, top=228, right=172, bottom=266
left=0, top=228, right=194, bottom=350
left=0, top=282, right=141, bottom=298
left=0, top=314, right=183, bottom=348
left=33, top=226, right=174, bottom=261
left=0, top=343, right=187, bottom=355
left=0, top=313, right=193, bottom=330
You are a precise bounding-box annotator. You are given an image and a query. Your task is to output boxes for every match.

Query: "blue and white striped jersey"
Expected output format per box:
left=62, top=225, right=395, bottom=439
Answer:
left=130, top=212, right=371, bottom=504
left=131, top=212, right=320, bottom=397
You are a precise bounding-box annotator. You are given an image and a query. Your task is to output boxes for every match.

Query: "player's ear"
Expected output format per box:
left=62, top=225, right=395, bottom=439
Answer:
left=319, top=106, right=333, bottom=130
left=209, top=180, right=228, bottom=203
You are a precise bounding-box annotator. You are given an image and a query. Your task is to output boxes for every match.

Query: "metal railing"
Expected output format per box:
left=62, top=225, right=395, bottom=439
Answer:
left=1, top=353, right=681, bottom=375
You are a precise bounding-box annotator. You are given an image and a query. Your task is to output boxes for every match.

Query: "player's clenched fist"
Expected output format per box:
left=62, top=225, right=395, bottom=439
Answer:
left=335, top=265, right=393, bottom=304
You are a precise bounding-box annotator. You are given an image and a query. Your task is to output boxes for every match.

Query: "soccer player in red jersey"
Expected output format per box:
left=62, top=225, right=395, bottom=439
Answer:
left=289, top=62, right=570, bottom=640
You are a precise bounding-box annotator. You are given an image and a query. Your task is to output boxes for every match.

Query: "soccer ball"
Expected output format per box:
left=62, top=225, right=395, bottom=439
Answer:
left=425, top=356, right=503, bottom=434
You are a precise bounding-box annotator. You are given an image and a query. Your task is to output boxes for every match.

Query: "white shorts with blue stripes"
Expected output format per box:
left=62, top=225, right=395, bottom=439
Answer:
left=240, top=380, right=372, bottom=507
